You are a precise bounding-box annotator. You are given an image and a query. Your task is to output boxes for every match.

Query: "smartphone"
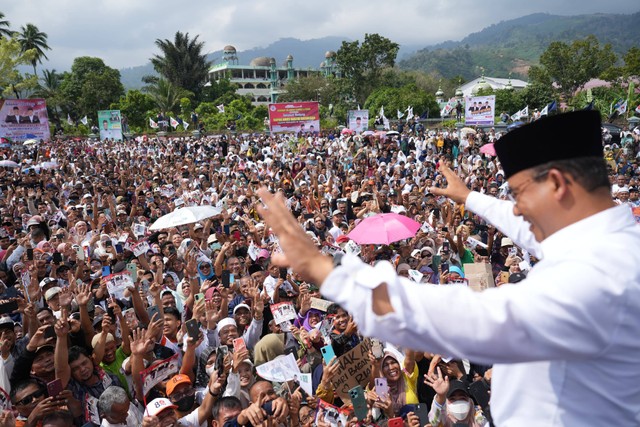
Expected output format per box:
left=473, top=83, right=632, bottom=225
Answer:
left=388, top=417, right=403, bottom=427
left=469, top=379, right=491, bottom=409
left=146, top=305, right=159, bottom=321
left=508, top=247, right=518, bottom=257
left=115, top=243, right=123, bottom=254
left=73, top=244, right=85, bottom=261
left=185, top=319, right=200, bottom=340
left=441, top=262, right=449, bottom=274
left=321, top=344, right=336, bottom=366
left=303, top=213, right=314, bottom=219
left=0, top=300, right=18, bottom=315
left=433, top=254, right=441, bottom=270
left=221, top=270, right=231, bottom=288
left=217, top=345, right=229, bottom=375
left=442, top=226, right=449, bottom=233
left=233, top=337, right=247, bottom=353
left=279, top=268, right=288, bottom=280
left=349, top=385, right=368, bottom=421
left=26, top=248, right=34, bottom=261
left=416, top=403, right=429, bottom=427
left=194, top=293, right=205, bottom=303
left=371, top=339, right=384, bottom=359
left=500, top=271, right=510, bottom=283
left=47, top=378, right=63, bottom=398
left=126, top=263, right=137, bottom=282
left=442, top=241, right=450, bottom=251
left=104, top=240, right=112, bottom=247
left=102, top=266, right=111, bottom=277
left=44, top=325, right=56, bottom=339
left=52, top=252, right=63, bottom=264
left=374, top=377, right=389, bottom=397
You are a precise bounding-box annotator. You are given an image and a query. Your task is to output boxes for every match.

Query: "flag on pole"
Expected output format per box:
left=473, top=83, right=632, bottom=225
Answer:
left=635, top=104, right=640, bottom=115
left=183, top=121, right=189, bottom=130
left=216, top=104, right=225, bottom=113
left=357, top=104, right=361, bottom=111
left=440, top=99, right=457, bottom=117
left=149, top=118, right=159, bottom=129
left=66, top=114, right=73, bottom=126
left=614, top=99, right=627, bottom=115
left=80, top=116, right=88, bottom=126
left=405, top=106, right=413, bottom=122
left=170, top=117, right=179, bottom=129
left=540, top=101, right=557, bottom=117
left=397, top=109, right=404, bottom=119
left=379, top=106, right=385, bottom=118
left=511, top=106, right=528, bottom=121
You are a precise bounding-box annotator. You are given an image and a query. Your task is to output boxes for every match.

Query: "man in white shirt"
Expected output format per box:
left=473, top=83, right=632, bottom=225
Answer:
left=256, top=110, right=640, bottom=426
left=99, top=386, right=142, bottom=427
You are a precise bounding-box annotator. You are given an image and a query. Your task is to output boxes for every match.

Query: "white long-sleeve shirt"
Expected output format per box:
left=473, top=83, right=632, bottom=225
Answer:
left=321, top=192, right=640, bottom=426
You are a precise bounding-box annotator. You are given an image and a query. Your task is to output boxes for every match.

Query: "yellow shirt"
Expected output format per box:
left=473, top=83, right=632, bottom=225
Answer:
left=403, top=363, right=419, bottom=405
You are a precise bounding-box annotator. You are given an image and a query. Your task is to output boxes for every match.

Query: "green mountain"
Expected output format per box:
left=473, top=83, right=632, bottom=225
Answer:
left=399, top=11, right=640, bottom=80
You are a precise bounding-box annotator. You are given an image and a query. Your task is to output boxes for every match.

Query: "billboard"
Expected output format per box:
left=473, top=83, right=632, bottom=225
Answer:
left=464, top=95, right=495, bottom=126
left=98, top=110, right=123, bottom=141
left=268, top=102, right=320, bottom=133
left=0, top=98, right=50, bottom=142
left=347, top=109, right=369, bottom=133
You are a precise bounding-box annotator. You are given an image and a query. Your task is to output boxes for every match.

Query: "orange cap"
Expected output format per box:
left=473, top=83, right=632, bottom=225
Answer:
left=166, top=374, right=192, bottom=396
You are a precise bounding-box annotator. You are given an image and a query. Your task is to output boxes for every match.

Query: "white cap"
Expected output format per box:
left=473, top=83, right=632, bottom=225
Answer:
left=145, top=398, right=177, bottom=417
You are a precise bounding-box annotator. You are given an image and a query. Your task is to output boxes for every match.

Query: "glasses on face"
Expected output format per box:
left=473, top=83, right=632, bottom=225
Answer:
left=15, top=389, right=45, bottom=406
left=506, top=170, right=549, bottom=203
left=169, top=386, right=195, bottom=402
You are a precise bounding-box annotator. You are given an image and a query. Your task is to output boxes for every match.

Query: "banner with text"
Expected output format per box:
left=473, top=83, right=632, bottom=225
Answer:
left=464, top=95, right=495, bottom=126
left=0, top=98, right=50, bottom=142
left=347, top=109, right=369, bottom=133
left=98, top=110, right=123, bottom=141
left=268, top=102, right=320, bottom=133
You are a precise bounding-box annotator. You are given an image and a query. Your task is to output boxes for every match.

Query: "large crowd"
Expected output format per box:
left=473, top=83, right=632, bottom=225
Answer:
left=0, top=118, right=638, bottom=427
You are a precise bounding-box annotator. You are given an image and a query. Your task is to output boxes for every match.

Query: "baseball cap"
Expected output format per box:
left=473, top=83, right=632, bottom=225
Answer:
left=0, top=317, right=14, bottom=330
left=145, top=398, right=177, bottom=417
left=447, top=379, right=470, bottom=398
left=39, top=277, right=58, bottom=289
left=44, top=287, right=62, bottom=301
left=233, top=303, right=251, bottom=314
left=166, top=374, right=192, bottom=396
left=207, top=234, right=218, bottom=244
left=508, top=272, right=527, bottom=284
left=331, top=209, right=343, bottom=217
left=256, top=249, right=270, bottom=260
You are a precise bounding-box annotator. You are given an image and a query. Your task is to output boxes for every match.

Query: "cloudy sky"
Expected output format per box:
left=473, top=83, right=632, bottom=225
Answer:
left=3, top=0, right=638, bottom=71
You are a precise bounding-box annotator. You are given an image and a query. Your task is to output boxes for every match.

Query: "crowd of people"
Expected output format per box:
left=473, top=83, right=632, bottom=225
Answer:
left=0, top=117, right=638, bottom=427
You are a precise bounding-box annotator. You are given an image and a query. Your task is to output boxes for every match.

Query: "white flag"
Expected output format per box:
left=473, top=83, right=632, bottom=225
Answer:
left=149, top=118, right=159, bottom=129
left=169, top=117, right=179, bottom=129
left=182, top=121, right=189, bottom=130
left=397, top=109, right=404, bottom=119
left=80, top=116, right=88, bottom=126
left=379, top=105, right=385, bottom=118
left=512, top=106, right=528, bottom=121
left=615, top=100, right=628, bottom=115
left=66, top=114, right=73, bottom=126
left=216, top=104, right=225, bottom=113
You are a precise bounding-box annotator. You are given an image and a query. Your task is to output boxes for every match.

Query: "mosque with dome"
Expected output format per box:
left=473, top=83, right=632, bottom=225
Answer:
left=208, top=45, right=340, bottom=106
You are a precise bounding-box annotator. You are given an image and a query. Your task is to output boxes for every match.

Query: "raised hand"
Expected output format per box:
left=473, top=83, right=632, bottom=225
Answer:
left=424, top=366, right=450, bottom=398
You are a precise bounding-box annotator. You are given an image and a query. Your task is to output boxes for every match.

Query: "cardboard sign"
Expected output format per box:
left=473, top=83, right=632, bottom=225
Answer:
left=131, top=240, right=151, bottom=257
left=141, top=353, right=180, bottom=396
left=255, top=353, right=301, bottom=382
left=421, top=221, right=434, bottom=233
left=464, top=262, right=495, bottom=292
left=310, top=297, right=332, bottom=312
left=101, top=272, right=134, bottom=300
left=330, top=338, right=372, bottom=399
left=270, top=302, right=297, bottom=324
left=408, top=269, right=423, bottom=283
left=344, top=240, right=361, bottom=256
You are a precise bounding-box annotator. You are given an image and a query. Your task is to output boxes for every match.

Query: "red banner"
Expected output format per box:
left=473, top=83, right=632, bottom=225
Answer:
left=268, top=102, right=320, bottom=133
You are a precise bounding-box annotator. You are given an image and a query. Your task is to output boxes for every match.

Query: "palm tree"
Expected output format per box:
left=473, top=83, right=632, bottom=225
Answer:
left=33, top=69, right=62, bottom=126
left=0, top=12, right=11, bottom=38
left=150, top=32, right=211, bottom=100
left=17, top=23, right=51, bottom=75
left=143, top=78, right=192, bottom=114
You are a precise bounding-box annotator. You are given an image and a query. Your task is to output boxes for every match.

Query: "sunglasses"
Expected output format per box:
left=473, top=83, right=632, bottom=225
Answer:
left=15, top=389, right=45, bottom=406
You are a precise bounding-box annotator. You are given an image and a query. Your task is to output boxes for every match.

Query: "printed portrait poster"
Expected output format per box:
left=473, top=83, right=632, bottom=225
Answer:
left=347, top=109, right=369, bottom=133
left=268, top=102, right=320, bottom=134
left=98, top=110, right=123, bottom=141
left=464, top=95, right=495, bottom=126
left=0, top=98, right=50, bottom=141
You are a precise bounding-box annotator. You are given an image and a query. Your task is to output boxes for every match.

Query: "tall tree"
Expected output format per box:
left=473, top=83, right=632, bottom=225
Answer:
left=0, top=37, right=37, bottom=98
left=538, top=35, right=616, bottom=100
left=143, top=78, right=191, bottom=114
left=59, top=57, right=125, bottom=119
left=0, top=11, right=12, bottom=39
left=33, top=69, right=63, bottom=126
left=336, top=33, right=399, bottom=104
left=150, top=32, right=211, bottom=101
left=16, top=23, right=50, bottom=75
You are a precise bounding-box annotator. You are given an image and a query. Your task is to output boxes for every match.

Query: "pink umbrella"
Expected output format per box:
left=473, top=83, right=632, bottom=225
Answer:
left=347, top=213, right=420, bottom=245
left=341, top=128, right=354, bottom=135
left=479, top=143, right=496, bottom=156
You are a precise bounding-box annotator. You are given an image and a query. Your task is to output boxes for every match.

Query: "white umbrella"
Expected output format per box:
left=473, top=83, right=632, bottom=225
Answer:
left=150, top=205, right=222, bottom=231
left=35, top=161, right=59, bottom=170
left=386, top=130, right=400, bottom=136
left=23, top=139, right=38, bottom=146
left=0, top=160, right=19, bottom=168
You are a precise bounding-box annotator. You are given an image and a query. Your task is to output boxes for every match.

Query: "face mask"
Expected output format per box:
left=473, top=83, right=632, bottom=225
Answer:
left=205, top=366, right=216, bottom=377
left=448, top=399, right=471, bottom=421
left=174, top=395, right=195, bottom=412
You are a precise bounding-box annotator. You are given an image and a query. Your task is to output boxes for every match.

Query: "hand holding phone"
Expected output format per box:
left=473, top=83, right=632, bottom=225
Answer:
left=321, top=344, right=336, bottom=366
left=47, top=378, right=63, bottom=398
left=185, top=319, right=200, bottom=341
